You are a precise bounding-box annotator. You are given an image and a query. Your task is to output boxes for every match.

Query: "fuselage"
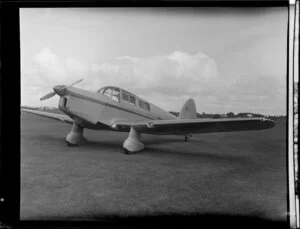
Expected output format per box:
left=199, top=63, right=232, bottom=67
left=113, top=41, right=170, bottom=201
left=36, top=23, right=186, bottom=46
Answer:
left=57, top=86, right=176, bottom=130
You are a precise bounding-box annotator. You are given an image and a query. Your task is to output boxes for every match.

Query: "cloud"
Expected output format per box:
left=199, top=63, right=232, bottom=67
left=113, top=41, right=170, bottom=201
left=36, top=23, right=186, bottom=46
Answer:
left=27, top=49, right=219, bottom=95
left=34, top=47, right=66, bottom=77
left=82, top=51, right=223, bottom=111
left=116, top=56, right=140, bottom=63
left=231, top=75, right=279, bottom=97
left=22, top=47, right=92, bottom=105
left=202, top=74, right=285, bottom=114
left=89, top=51, right=219, bottom=97
left=65, top=58, right=88, bottom=75
left=22, top=49, right=284, bottom=115
left=27, top=47, right=89, bottom=86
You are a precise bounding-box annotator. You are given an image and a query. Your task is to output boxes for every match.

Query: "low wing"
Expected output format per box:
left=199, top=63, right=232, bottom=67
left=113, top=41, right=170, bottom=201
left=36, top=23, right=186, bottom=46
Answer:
left=111, top=118, right=275, bottom=135
left=21, top=108, right=73, bottom=124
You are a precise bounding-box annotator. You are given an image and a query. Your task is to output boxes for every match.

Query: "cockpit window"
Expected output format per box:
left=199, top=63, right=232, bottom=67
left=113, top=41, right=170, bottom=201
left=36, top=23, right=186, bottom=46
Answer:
left=103, top=88, right=112, bottom=97
left=98, top=88, right=105, bottom=94
left=122, top=93, right=129, bottom=102
left=112, top=87, right=120, bottom=94
left=101, top=87, right=120, bottom=102
left=129, top=95, right=136, bottom=105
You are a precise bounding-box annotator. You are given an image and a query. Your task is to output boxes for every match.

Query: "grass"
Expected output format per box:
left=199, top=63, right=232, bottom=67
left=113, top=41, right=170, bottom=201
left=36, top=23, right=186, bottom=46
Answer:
left=21, top=112, right=287, bottom=225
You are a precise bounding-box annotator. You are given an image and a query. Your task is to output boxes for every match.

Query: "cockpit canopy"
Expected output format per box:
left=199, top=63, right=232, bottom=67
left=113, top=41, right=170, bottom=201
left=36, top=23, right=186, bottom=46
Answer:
left=97, top=86, right=120, bottom=102
left=97, top=86, right=150, bottom=111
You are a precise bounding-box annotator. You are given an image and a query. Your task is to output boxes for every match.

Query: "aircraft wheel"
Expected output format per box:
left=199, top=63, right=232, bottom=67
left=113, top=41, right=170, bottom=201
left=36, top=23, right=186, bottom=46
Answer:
left=66, top=141, right=77, bottom=147
left=123, top=148, right=130, bottom=155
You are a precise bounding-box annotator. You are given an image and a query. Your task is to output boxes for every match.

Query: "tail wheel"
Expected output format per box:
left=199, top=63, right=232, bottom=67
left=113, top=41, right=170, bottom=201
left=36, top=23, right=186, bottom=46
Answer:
left=184, top=133, right=192, bottom=142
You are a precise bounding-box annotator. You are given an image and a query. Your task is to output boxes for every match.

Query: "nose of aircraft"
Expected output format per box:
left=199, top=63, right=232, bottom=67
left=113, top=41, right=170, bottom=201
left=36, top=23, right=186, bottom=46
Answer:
left=53, top=85, right=66, bottom=96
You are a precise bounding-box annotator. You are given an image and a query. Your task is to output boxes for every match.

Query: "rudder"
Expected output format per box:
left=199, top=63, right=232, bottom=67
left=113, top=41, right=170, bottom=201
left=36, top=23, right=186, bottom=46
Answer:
left=179, top=98, right=197, bottom=119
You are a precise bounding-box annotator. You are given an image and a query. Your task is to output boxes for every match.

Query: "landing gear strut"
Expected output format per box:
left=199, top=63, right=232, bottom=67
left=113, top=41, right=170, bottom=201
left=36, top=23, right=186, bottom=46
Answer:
left=123, top=127, right=144, bottom=154
left=66, top=121, right=87, bottom=146
left=184, top=133, right=192, bottom=142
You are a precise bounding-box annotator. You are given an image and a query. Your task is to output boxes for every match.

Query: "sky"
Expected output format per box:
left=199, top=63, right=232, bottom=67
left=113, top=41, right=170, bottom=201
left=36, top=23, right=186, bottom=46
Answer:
left=20, top=7, right=288, bottom=115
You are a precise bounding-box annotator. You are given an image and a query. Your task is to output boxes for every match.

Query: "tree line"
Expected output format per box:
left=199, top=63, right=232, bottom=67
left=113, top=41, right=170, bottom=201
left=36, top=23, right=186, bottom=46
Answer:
left=169, top=111, right=286, bottom=121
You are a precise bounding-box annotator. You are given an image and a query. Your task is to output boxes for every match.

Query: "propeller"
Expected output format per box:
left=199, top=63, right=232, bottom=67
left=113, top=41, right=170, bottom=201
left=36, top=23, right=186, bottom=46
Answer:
left=66, top=78, right=83, bottom=88
left=40, top=91, right=56, bottom=101
left=40, top=79, right=83, bottom=101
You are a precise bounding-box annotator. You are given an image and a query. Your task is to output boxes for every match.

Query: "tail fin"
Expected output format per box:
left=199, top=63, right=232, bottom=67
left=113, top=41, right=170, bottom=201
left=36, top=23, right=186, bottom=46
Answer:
left=178, top=98, right=197, bottom=119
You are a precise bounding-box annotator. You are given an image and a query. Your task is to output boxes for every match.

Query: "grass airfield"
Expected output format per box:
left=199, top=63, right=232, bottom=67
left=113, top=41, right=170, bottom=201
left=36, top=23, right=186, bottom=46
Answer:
left=21, top=111, right=287, bottom=226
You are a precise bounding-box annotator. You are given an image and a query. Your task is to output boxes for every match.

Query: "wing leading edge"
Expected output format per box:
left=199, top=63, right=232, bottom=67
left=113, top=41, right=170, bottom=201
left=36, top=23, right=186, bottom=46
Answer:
left=112, top=118, right=275, bottom=135
left=21, top=108, right=73, bottom=124
left=22, top=108, right=275, bottom=135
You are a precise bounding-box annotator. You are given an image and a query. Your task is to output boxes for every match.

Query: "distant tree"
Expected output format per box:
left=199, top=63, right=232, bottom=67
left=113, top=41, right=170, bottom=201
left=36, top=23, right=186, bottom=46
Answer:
left=226, top=112, right=235, bottom=118
left=252, top=113, right=264, bottom=118
left=207, top=114, right=215, bottom=119
left=213, top=114, right=222, bottom=119
left=267, top=115, right=286, bottom=121
left=237, top=113, right=248, bottom=118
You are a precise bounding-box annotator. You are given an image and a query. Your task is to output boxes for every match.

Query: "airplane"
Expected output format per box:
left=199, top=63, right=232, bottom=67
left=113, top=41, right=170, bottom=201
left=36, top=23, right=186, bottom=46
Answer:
left=21, top=79, right=276, bottom=154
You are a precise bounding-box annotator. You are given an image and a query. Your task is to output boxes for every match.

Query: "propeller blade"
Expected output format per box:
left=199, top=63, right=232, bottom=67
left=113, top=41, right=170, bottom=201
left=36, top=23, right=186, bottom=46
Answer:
left=40, top=91, right=56, bottom=101
left=39, top=79, right=83, bottom=101
left=65, top=78, right=83, bottom=88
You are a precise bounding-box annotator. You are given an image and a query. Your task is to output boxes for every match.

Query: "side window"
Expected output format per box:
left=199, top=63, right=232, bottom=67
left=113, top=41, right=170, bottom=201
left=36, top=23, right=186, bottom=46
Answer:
left=122, top=93, right=129, bottom=102
left=121, top=90, right=136, bottom=106
left=129, top=95, right=136, bottom=105
left=139, top=100, right=144, bottom=109
left=138, top=100, right=150, bottom=111
left=145, top=103, right=150, bottom=111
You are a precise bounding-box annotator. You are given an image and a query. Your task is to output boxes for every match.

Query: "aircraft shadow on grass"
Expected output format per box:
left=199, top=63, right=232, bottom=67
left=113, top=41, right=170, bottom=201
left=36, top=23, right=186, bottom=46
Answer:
left=32, top=132, right=249, bottom=164
left=65, top=138, right=248, bottom=165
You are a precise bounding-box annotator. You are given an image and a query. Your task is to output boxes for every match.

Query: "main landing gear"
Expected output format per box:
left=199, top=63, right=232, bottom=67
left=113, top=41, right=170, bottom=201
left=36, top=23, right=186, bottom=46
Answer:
left=66, top=121, right=87, bottom=146
left=123, top=127, right=144, bottom=154
left=184, top=133, right=192, bottom=142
